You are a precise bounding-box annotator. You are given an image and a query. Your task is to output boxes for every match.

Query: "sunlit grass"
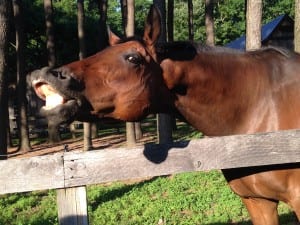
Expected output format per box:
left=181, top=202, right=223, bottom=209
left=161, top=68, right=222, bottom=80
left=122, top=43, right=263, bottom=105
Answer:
left=0, top=171, right=296, bottom=225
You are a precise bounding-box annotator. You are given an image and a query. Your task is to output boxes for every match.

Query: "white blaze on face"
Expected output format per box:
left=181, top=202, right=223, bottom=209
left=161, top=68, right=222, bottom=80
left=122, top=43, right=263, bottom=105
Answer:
left=38, top=84, right=65, bottom=110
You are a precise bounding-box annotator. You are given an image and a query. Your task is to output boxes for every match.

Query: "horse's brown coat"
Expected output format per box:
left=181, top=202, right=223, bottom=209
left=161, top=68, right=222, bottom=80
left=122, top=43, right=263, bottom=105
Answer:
left=30, top=6, right=300, bottom=225
left=161, top=48, right=300, bottom=135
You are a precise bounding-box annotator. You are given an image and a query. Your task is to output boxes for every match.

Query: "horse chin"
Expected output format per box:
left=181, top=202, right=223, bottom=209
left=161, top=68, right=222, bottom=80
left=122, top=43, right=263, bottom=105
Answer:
left=40, top=100, right=80, bottom=127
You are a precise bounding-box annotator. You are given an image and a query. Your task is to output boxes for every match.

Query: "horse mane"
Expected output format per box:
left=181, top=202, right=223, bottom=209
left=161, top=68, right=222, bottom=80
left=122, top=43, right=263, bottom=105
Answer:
left=155, top=40, right=297, bottom=61
left=249, top=46, right=294, bottom=58
left=156, top=41, right=246, bottom=61
left=117, top=36, right=295, bottom=61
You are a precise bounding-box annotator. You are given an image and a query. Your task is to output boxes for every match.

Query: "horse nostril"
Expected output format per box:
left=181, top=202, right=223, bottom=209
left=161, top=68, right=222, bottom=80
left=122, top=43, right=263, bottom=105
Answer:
left=51, top=70, right=59, bottom=77
left=51, top=70, right=68, bottom=80
left=59, top=73, right=67, bottom=79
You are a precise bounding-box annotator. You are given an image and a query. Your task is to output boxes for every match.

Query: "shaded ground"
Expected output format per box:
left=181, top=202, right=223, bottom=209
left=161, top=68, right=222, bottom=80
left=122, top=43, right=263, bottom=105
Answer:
left=7, top=119, right=199, bottom=159
left=7, top=129, right=157, bottom=159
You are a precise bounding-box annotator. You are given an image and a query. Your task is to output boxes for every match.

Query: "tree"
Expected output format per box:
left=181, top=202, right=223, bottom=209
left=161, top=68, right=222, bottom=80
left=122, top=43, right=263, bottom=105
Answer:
left=125, top=0, right=135, bottom=36
left=97, top=0, right=108, bottom=51
left=187, top=0, right=193, bottom=41
left=205, top=0, right=215, bottom=46
left=13, top=0, right=31, bottom=152
left=246, top=0, right=262, bottom=50
left=77, top=0, right=93, bottom=151
left=295, top=0, right=300, bottom=52
left=120, top=0, right=127, bottom=34
left=128, top=0, right=143, bottom=141
left=167, top=0, right=174, bottom=42
left=120, top=0, right=143, bottom=145
left=154, top=0, right=173, bottom=144
left=0, top=0, right=12, bottom=159
left=123, top=0, right=137, bottom=146
left=44, top=0, right=55, bottom=67
left=44, top=0, right=61, bottom=143
left=88, top=0, right=108, bottom=140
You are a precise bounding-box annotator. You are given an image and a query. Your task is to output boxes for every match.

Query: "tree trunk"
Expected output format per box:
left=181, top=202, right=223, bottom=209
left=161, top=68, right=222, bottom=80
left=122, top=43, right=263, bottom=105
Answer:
left=128, top=0, right=142, bottom=140
left=124, top=0, right=137, bottom=146
left=0, top=0, right=11, bottom=159
left=13, top=0, right=31, bottom=152
left=77, top=0, right=92, bottom=151
left=44, top=0, right=60, bottom=143
left=154, top=0, right=173, bottom=144
left=7, top=123, right=12, bottom=148
left=187, top=0, right=193, bottom=41
left=44, top=0, right=55, bottom=67
left=167, top=0, right=174, bottom=42
left=126, top=122, right=136, bottom=147
left=91, top=123, right=98, bottom=139
left=205, top=0, right=215, bottom=46
left=94, top=0, right=109, bottom=139
left=246, top=0, right=262, bottom=50
left=77, top=0, right=86, bottom=59
left=120, top=0, right=127, bottom=33
left=135, top=122, right=143, bottom=140
left=295, top=0, right=300, bottom=52
left=83, top=123, right=92, bottom=150
left=98, top=0, right=108, bottom=51
left=125, top=0, right=135, bottom=36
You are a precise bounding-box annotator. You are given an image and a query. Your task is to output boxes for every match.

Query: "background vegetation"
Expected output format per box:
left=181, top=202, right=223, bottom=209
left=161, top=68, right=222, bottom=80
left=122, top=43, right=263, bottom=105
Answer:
left=8, top=0, right=295, bottom=81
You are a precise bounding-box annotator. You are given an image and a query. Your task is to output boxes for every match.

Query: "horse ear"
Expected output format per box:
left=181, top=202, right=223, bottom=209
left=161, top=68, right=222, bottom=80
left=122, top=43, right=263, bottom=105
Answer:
left=108, top=27, right=121, bottom=46
left=143, top=5, right=161, bottom=47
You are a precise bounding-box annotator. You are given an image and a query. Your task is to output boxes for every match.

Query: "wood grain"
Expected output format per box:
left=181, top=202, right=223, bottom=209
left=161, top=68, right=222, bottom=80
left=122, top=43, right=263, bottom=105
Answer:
left=57, top=187, right=88, bottom=225
left=0, top=153, right=64, bottom=194
left=1, top=129, right=300, bottom=194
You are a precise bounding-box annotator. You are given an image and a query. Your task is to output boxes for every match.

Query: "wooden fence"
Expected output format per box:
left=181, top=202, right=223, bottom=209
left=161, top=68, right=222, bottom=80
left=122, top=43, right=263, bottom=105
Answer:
left=1, top=129, right=300, bottom=225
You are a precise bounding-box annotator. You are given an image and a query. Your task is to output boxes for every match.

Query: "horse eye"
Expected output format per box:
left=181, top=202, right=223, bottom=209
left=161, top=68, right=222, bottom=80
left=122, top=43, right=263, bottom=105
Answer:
left=125, top=54, right=143, bottom=65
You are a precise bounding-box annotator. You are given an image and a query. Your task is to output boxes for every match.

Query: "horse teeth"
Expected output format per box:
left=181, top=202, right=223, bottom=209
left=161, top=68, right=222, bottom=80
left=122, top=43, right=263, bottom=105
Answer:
left=45, top=93, right=64, bottom=109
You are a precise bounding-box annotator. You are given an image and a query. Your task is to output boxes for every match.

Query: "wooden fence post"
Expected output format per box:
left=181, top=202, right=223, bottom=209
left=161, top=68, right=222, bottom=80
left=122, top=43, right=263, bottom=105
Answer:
left=57, top=186, right=88, bottom=225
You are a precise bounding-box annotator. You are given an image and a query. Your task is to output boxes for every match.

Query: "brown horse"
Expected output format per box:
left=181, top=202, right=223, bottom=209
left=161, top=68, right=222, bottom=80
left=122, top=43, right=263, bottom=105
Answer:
left=30, top=6, right=300, bottom=225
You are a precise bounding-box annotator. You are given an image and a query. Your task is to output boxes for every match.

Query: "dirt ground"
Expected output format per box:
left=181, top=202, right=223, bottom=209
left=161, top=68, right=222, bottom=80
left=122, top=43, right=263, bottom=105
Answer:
left=7, top=131, right=157, bottom=159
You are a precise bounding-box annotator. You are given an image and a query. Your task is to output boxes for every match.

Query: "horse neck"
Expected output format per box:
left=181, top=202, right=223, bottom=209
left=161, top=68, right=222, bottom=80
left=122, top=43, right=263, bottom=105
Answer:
left=167, top=52, right=266, bottom=136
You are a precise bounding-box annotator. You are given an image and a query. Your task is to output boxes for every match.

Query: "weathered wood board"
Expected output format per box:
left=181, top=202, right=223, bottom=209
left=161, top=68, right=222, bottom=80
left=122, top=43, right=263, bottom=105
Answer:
left=1, top=129, right=300, bottom=195
left=0, top=153, right=64, bottom=194
left=64, top=129, right=300, bottom=187
left=57, top=187, right=88, bottom=225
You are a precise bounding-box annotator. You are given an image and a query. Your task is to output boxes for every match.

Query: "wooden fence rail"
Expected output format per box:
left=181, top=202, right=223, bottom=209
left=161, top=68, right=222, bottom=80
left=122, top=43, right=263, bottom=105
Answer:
left=1, top=129, right=300, bottom=224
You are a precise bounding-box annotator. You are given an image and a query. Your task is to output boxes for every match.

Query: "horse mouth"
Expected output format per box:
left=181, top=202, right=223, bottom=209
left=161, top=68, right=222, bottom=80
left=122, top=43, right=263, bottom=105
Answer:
left=32, top=79, right=70, bottom=110
left=31, top=77, right=100, bottom=126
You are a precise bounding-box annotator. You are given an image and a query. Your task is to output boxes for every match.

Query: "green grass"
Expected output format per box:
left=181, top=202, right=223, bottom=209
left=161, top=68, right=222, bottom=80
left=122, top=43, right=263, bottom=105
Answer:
left=0, top=171, right=297, bottom=225
left=0, top=190, right=58, bottom=225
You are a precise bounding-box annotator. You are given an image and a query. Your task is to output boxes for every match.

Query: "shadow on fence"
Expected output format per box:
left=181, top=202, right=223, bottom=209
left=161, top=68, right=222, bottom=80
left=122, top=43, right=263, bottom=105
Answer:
left=59, top=215, right=88, bottom=225
left=143, top=141, right=189, bottom=163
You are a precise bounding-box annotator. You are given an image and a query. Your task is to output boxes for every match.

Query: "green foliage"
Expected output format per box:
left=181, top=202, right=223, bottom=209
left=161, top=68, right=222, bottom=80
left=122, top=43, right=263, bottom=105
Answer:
left=214, top=0, right=246, bottom=45
left=172, top=0, right=294, bottom=45
left=7, top=0, right=295, bottom=80
left=263, top=0, right=295, bottom=21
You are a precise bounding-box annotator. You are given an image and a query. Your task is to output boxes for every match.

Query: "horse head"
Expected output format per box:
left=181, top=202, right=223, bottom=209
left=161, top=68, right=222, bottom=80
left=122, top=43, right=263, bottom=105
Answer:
left=30, top=5, right=174, bottom=126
